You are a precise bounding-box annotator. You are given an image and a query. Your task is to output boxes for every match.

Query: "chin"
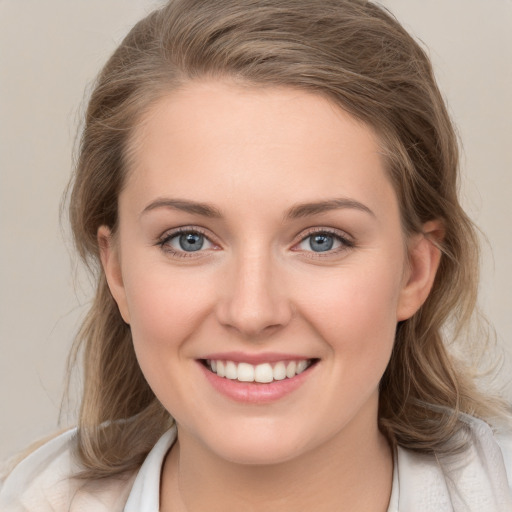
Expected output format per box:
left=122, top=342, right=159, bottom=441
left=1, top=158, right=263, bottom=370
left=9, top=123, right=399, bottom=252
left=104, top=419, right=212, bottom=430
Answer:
left=194, top=419, right=315, bottom=466
left=213, top=438, right=304, bottom=466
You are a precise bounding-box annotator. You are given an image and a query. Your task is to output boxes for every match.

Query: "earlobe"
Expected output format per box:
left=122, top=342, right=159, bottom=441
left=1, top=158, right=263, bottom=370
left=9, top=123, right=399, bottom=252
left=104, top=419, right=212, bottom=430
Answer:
left=97, top=226, right=131, bottom=324
left=396, top=220, right=444, bottom=321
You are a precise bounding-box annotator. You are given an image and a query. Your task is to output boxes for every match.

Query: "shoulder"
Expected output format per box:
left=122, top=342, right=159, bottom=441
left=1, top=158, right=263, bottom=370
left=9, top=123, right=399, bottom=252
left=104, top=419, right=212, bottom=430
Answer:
left=460, top=415, right=512, bottom=490
left=396, top=415, right=512, bottom=511
left=495, top=423, right=512, bottom=489
left=0, top=429, right=136, bottom=512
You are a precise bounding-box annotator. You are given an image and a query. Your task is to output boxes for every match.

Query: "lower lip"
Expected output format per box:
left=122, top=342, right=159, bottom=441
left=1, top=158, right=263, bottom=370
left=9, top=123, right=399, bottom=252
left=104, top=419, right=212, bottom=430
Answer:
left=198, top=361, right=316, bottom=404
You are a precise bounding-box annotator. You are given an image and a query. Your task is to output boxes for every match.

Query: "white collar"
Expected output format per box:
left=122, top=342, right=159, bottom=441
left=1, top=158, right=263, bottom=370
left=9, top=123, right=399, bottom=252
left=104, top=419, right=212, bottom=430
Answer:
left=122, top=424, right=401, bottom=512
left=123, top=425, right=177, bottom=512
left=122, top=416, right=512, bottom=512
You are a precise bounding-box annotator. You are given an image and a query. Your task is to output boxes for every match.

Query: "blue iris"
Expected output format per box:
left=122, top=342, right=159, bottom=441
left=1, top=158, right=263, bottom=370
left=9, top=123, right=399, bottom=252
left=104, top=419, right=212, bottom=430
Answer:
left=309, top=234, right=334, bottom=252
left=179, top=233, right=204, bottom=251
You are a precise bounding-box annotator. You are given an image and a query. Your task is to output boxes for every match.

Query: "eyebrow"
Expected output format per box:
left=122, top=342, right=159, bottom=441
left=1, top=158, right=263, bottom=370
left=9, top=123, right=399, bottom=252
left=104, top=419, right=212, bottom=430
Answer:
left=140, top=197, right=374, bottom=220
left=285, top=198, right=375, bottom=219
left=141, top=198, right=223, bottom=218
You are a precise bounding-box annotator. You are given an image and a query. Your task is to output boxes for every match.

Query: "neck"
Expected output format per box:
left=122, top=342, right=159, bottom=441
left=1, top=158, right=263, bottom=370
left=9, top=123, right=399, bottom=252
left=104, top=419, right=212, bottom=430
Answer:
left=161, top=412, right=393, bottom=512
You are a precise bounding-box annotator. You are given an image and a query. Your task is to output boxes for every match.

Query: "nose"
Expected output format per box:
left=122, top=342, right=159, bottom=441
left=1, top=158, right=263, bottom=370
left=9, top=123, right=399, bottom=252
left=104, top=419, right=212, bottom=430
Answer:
left=215, top=249, right=293, bottom=339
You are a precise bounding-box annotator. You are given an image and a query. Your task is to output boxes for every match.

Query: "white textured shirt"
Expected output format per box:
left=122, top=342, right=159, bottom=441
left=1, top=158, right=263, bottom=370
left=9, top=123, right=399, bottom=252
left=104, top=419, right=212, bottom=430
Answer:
left=1, top=417, right=512, bottom=511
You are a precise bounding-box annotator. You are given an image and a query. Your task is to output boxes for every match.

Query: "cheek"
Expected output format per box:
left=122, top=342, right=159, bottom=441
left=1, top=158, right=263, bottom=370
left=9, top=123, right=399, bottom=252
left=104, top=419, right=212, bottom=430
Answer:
left=122, top=263, right=215, bottom=362
left=121, top=265, right=220, bottom=418
left=305, top=261, right=401, bottom=315
left=295, top=259, right=403, bottom=362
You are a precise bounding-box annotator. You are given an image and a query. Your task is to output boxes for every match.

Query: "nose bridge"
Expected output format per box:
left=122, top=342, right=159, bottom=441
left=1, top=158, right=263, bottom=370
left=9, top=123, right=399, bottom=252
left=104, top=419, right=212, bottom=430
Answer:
left=217, top=243, right=291, bottom=338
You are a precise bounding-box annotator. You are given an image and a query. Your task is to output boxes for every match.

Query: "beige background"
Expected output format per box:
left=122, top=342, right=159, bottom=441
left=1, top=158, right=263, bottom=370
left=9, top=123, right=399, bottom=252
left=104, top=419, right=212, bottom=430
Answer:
left=1, top=0, right=511, bottom=463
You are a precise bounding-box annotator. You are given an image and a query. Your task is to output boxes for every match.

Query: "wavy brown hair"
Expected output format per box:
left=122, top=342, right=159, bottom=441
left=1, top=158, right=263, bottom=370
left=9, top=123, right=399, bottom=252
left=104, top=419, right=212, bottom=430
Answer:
left=67, top=0, right=508, bottom=478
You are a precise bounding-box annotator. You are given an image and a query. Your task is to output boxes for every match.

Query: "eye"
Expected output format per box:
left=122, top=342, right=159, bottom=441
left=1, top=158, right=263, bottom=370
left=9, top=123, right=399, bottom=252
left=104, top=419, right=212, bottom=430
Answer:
left=159, top=229, right=216, bottom=255
left=295, top=230, right=353, bottom=254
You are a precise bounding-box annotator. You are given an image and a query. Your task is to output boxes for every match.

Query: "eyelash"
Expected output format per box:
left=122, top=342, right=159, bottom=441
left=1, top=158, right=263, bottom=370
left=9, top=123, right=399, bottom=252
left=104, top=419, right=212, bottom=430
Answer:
left=293, top=228, right=355, bottom=257
left=156, top=227, right=355, bottom=258
left=157, top=226, right=216, bottom=258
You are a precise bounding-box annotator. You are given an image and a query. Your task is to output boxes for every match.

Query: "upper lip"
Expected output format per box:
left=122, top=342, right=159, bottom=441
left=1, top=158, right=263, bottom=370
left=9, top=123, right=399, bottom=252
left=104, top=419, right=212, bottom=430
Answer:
left=199, top=351, right=314, bottom=365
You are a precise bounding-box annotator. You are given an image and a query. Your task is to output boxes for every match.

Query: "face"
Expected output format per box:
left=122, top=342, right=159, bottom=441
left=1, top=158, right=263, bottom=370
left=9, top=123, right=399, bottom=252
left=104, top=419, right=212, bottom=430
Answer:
left=100, top=81, right=439, bottom=465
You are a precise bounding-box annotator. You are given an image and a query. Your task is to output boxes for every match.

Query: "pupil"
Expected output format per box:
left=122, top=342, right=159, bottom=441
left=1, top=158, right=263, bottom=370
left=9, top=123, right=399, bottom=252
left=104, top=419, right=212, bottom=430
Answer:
left=179, top=233, right=203, bottom=252
left=310, top=234, right=333, bottom=252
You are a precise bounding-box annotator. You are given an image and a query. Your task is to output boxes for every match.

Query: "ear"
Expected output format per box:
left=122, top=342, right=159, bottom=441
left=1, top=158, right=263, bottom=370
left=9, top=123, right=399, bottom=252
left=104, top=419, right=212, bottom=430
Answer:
left=396, top=220, right=444, bottom=321
left=97, top=225, right=131, bottom=324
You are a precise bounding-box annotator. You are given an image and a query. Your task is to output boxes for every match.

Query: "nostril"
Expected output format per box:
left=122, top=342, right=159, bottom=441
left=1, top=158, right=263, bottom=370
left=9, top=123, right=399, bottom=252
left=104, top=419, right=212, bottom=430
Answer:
left=213, top=259, right=293, bottom=336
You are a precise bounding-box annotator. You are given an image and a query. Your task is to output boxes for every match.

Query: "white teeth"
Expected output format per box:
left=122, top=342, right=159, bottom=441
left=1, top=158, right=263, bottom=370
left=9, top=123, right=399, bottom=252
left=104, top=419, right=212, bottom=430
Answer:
left=225, top=361, right=237, bottom=380
left=254, top=363, right=273, bottom=383
left=217, top=360, right=226, bottom=378
left=237, top=362, right=255, bottom=382
left=206, top=359, right=313, bottom=383
left=285, top=361, right=297, bottom=378
left=296, top=360, right=308, bottom=374
left=273, top=362, right=287, bottom=381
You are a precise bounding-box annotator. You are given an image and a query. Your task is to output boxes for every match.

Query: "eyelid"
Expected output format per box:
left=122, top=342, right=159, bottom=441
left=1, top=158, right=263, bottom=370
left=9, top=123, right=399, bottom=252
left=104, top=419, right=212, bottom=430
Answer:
left=291, top=227, right=355, bottom=255
left=156, top=226, right=219, bottom=257
left=157, top=225, right=207, bottom=242
left=155, top=225, right=354, bottom=258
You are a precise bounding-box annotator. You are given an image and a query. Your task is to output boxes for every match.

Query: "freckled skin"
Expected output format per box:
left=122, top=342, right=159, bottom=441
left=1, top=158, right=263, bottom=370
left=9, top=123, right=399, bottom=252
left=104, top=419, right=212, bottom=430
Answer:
left=99, top=81, right=441, bottom=511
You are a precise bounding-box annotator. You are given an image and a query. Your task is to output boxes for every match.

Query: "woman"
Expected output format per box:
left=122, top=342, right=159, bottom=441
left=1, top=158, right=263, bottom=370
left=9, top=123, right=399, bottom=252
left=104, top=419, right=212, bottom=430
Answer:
left=1, top=0, right=511, bottom=510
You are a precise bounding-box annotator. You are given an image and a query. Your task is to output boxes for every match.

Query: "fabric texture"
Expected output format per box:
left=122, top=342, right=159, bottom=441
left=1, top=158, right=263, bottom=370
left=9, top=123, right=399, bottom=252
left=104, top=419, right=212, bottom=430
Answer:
left=1, top=417, right=511, bottom=511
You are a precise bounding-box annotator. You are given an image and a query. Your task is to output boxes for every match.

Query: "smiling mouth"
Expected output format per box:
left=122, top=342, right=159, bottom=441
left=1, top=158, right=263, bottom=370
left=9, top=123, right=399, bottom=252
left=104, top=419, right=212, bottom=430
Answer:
left=201, top=359, right=318, bottom=383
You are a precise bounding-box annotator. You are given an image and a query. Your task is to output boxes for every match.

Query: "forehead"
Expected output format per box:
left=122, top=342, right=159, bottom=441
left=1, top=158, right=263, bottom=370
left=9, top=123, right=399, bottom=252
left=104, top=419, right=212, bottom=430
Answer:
left=123, top=81, right=398, bottom=221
